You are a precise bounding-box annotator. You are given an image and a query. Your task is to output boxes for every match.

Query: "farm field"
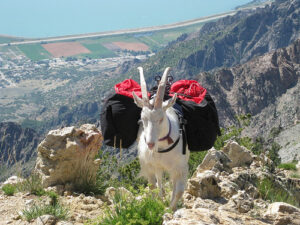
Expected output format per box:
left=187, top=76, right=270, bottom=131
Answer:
left=6, top=22, right=204, bottom=61
left=81, top=43, right=117, bottom=58
left=42, top=42, right=91, bottom=57
left=17, top=44, right=51, bottom=60
left=111, top=42, right=149, bottom=51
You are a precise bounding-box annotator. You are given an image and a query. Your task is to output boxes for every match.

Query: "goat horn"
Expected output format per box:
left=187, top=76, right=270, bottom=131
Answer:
left=138, top=67, right=149, bottom=104
left=154, top=67, right=171, bottom=109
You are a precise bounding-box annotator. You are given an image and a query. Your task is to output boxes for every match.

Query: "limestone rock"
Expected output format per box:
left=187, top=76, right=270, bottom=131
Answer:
left=265, top=202, right=300, bottom=215
left=36, top=215, right=56, bottom=225
left=264, top=202, right=300, bottom=225
left=183, top=193, right=221, bottom=210
left=228, top=190, right=254, bottom=213
left=196, top=148, right=232, bottom=174
left=1, top=176, right=24, bottom=187
left=61, top=194, right=104, bottom=223
left=258, top=153, right=275, bottom=172
left=227, top=169, right=258, bottom=193
left=222, top=141, right=253, bottom=168
left=56, top=221, right=74, bottom=225
left=187, top=170, right=221, bottom=199
left=218, top=179, right=239, bottom=199
left=34, top=124, right=102, bottom=188
left=163, top=207, right=270, bottom=225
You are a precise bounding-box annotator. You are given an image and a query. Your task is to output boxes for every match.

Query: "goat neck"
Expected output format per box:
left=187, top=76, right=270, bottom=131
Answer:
left=158, top=115, right=174, bottom=145
left=158, top=113, right=170, bottom=138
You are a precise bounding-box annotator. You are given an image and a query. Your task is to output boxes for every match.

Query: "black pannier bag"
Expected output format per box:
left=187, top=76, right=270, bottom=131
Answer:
left=169, top=80, right=221, bottom=152
left=101, top=78, right=220, bottom=151
left=100, top=79, right=142, bottom=148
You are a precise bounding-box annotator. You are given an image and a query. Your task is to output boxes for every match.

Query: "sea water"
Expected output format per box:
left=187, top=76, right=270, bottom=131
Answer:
left=0, top=0, right=251, bottom=38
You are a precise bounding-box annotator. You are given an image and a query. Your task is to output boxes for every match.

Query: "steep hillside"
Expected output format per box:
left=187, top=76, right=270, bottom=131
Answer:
left=136, top=0, right=300, bottom=80
left=276, top=123, right=300, bottom=162
left=196, top=39, right=299, bottom=147
left=0, top=122, right=40, bottom=181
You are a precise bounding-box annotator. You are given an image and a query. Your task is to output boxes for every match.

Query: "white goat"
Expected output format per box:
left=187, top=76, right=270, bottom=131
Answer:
left=132, top=67, right=190, bottom=210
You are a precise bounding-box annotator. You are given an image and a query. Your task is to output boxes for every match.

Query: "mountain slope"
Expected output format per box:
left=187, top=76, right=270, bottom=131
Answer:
left=136, top=0, right=300, bottom=80
left=196, top=39, right=300, bottom=144
left=0, top=122, right=40, bottom=181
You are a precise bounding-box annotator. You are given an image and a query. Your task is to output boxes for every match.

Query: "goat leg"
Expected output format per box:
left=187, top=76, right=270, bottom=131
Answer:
left=155, top=171, right=165, bottom=198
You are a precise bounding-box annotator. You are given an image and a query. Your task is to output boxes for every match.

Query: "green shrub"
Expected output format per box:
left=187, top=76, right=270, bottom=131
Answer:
left=269, top=126, right=283, bottom=139
left=268, top=143, right=281, bottom=166
left=22, top=203, right=68, bottom=221
left=22, top=189, right=68, bottom=221
left=17, top=173, right=45, bottom=196
left=94, top=151, right=147, bottom=194
left=278, top=163, right=297, bottom=171
left=257, top=177, right=299, bottom=207
left=214, top=126, right=243, bottom=150
left=237, top=136, right=254, bottom=151
left=46, top=191, right=59, bottom=206
left=291, top=173, right=300, bottom=179
left=118, top=158, right=147, bottom=189
left=235, top=113, right=252, bottom=127
left=1, top=184, right=16, bottom=196
left=72, top=167, right=104, bottom=196
left=94, top=150, right=120, bottom=194
left=98, top=189, right=169, bottom=225
left=188, top=151, right=207, bottom=177
left=251, top=137, right=265, bottom=155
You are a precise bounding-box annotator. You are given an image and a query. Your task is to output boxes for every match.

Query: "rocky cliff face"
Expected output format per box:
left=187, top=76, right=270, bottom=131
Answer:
left=0, top=122, right=39, bottom=165
left=50, top=102, right=100, bottom=129
left=0, top=122, right=40, bottom=181
left=178, top=0, right=300, bottom=76
left=195, top=39, right=299, bottom=141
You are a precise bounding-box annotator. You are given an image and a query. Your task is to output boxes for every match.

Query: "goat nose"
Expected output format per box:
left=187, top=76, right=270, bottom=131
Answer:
left=147, top=142, right=155, bottom=149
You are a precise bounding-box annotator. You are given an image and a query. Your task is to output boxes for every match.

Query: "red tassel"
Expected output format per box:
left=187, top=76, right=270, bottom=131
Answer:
left=167, top=136, right=174, bottom=145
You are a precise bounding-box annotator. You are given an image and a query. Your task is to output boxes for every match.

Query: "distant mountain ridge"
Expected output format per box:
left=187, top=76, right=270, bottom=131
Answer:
left=138, top=0, right=300, bottom=80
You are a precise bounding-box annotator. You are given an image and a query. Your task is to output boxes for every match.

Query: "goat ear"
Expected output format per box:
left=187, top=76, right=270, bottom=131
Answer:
left=162, top=93, right=177, bottom=110
left=132, top=91, right=144, bottom=108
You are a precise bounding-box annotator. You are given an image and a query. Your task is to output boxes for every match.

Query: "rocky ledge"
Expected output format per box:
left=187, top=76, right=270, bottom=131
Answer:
left=164, top=141, right=300, bottom=225
left=0, top=125, right=299, bottom=225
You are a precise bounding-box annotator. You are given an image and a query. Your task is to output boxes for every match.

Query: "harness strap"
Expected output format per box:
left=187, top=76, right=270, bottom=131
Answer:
left=157, top=108, right=187, bottom=154
left=178, top=112, right=187, bottom=155
left=158, top=117, right=173, bottom=144
left=157, top=136, right=180, bottom=153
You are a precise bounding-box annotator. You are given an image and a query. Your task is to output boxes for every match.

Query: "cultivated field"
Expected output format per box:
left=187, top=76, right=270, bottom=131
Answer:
left=18, top=44, right=51, bottom=60
left=42, top=42, right=91, bottom=57
left=112, top=42, right=149, bottom=51
left=82, top=43, right=117, bottom=58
